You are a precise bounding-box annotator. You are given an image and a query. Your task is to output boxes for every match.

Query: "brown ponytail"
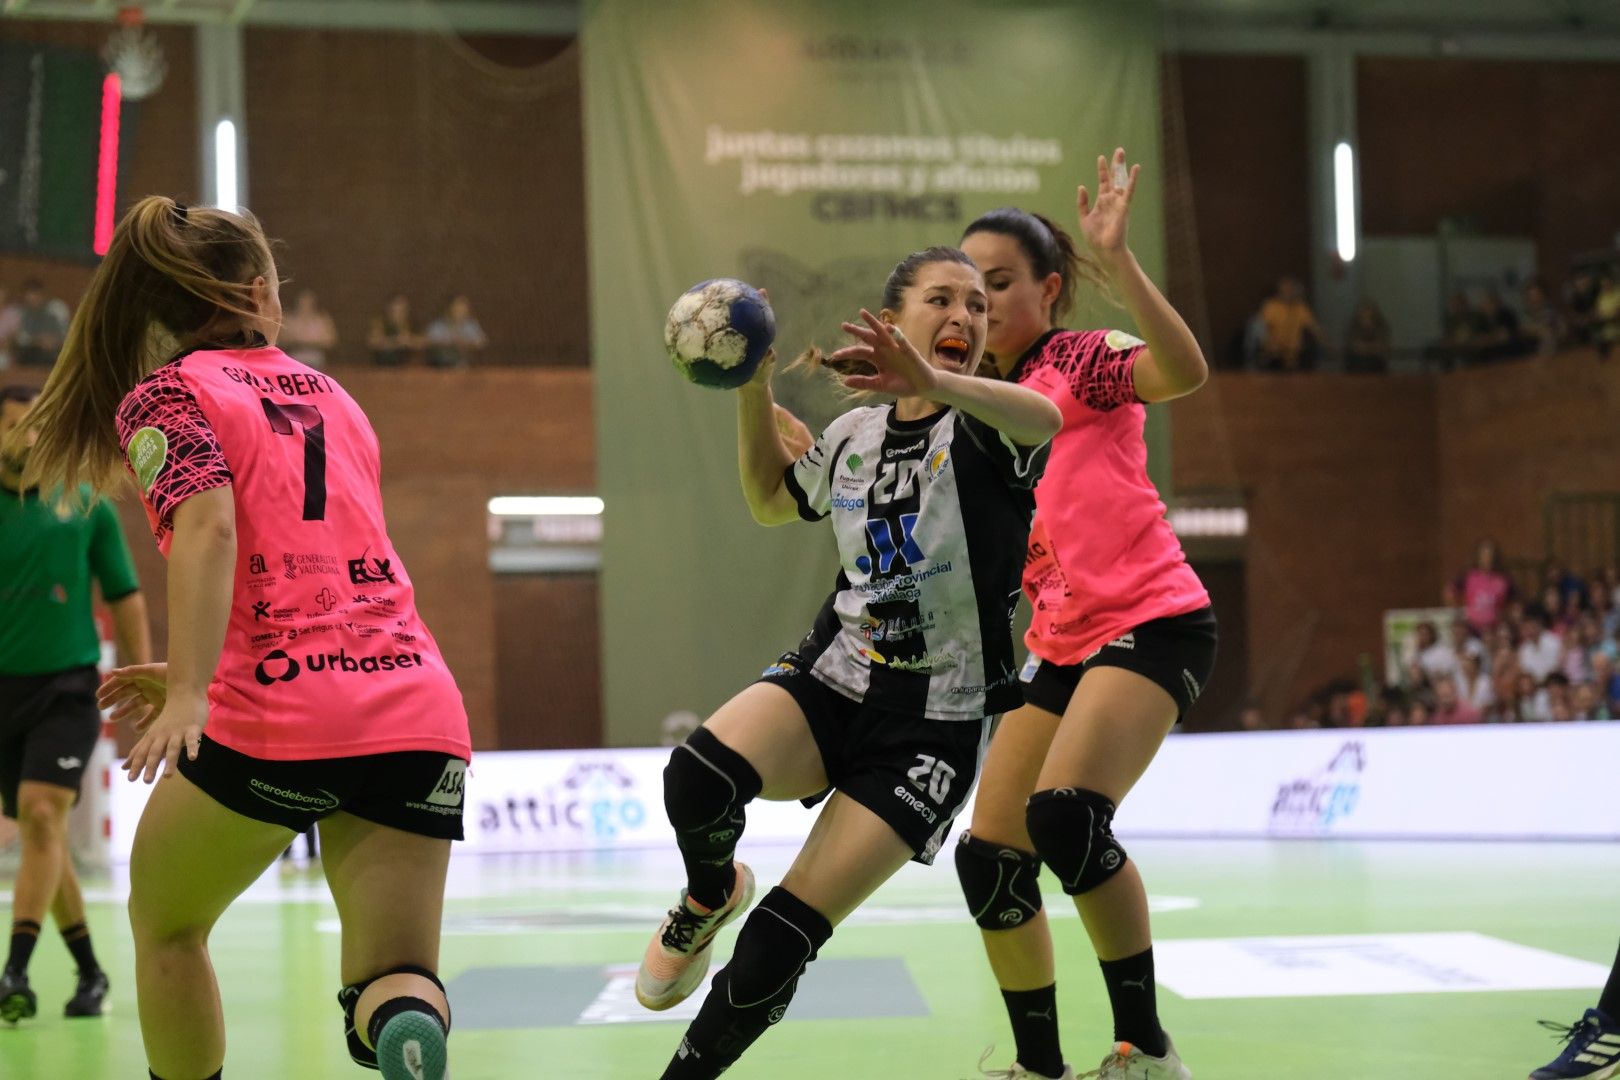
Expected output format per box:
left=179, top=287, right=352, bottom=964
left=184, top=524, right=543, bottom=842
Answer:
left=13, top=196, right=273, bottom=499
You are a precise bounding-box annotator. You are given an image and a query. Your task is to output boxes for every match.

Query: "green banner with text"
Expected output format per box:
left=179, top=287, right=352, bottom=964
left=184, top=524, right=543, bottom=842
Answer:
left=584, top=0, right=1164, bottom=744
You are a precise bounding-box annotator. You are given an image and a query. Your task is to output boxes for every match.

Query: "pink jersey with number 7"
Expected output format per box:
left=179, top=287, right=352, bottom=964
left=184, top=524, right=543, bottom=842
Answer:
left=116, top=342, right=471, bottom=761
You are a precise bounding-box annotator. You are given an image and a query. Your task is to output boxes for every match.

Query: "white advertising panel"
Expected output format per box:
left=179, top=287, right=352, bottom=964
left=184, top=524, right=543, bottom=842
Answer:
left=107, top=724, right=1620, bottom=861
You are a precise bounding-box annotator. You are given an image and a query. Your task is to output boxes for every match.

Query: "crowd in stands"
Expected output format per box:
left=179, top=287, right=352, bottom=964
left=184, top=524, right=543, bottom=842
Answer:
left=1434, top=270, right=1620, bottom=366
left=0, top=277, right=488, bottom=370
left=1250, top=539, right=1620, bottom=732
left=364, top=292, right=487, bottom=368
left=1234, top=259, right=1620, bottom=374
left=1240, top=276, right=1397, bottom=373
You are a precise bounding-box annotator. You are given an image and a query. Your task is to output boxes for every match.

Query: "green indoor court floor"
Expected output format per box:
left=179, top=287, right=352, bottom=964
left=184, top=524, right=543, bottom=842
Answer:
left=1, top=838, right=1615, bottom=1079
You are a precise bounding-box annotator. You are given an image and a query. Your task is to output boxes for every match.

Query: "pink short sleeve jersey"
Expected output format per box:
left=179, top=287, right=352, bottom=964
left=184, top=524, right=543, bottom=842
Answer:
left=116, top=343, right=470, bottom=761
left=1014, top=329, right=1210, bottom=666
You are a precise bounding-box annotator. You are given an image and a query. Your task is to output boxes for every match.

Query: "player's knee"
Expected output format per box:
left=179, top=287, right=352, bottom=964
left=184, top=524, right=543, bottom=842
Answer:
left=722, top=886, right=832, bottom=1010
left=339, top=965, right=450, bottom=1066
left=663, top=727, right=762, bottom=833
left=954, top=831, right=1044, bottom=930
left=1025, top=787, right=1129, bottom=897
left=15, top=793, right=69, bottom=841
left=127, top=906, right=207, bottom=950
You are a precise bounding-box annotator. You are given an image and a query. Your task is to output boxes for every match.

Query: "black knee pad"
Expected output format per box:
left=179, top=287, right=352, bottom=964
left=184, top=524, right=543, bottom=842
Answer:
left=954, top=831, right=1044, bottom=930
left=722, top=886, right=833, bottom=1013
left=338, top=964, right=449, bottom=1069
left=664, top=727, right=763, bottom=837
left=1025, top=787, right=1128, bottom=897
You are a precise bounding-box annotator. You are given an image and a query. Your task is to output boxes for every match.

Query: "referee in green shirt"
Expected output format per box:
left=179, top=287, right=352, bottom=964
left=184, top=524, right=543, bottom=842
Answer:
left=0, top=385, right=151, bottom=1023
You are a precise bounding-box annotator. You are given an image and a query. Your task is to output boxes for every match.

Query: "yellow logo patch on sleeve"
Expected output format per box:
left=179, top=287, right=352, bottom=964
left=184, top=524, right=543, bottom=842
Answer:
left=1104, top=329, right=1146, bottom=352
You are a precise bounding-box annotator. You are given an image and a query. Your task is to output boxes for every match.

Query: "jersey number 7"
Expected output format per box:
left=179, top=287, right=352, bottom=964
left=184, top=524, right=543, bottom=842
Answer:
left=261, top=398, right=326, bottom=520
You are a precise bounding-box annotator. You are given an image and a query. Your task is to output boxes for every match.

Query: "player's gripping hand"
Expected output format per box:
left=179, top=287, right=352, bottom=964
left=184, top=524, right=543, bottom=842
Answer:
left=829, top=309, right=941, bottom=397
left=122, top=692, right=206, bottom=784
left=99, top=663, right=169, bottom=735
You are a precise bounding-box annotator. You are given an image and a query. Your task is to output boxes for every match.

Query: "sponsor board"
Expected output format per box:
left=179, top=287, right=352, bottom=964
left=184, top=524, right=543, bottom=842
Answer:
left=107, top=724, right=1620, bottom=860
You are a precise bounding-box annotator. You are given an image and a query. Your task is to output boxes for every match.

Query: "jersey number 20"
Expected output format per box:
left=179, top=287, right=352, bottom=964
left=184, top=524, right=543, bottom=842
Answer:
left=907, top=753, right=956, bottom=802
left=261, top=398, right=326, bottom=520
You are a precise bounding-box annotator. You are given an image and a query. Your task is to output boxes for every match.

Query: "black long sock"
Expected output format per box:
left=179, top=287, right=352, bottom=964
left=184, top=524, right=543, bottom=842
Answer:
left=60, top=922, right=101, bottom=975
left=660, top=889, right=833, bottom=1079
left=1002, top=985, right=1064, bottom=1078
left=5, top=920, right=40, bottom=974
left=1098, top=948, right=1167, bottom=1058
left=1598, top=938, right=1620, bottom=1022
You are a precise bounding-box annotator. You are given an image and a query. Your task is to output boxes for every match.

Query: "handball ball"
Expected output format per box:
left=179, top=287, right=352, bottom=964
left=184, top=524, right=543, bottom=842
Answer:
left=664, top=278, right=776, bottom=389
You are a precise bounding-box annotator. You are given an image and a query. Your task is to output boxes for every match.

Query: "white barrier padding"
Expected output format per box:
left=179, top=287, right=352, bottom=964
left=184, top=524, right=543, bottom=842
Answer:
left=107, top=723, right=1620, bottom=861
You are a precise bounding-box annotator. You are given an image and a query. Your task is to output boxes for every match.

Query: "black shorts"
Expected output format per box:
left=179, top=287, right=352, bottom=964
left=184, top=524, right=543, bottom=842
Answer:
left=1021, top=606, right=1218, bottom=721
left=758, top=658, right=991, bottom=865
left=177, top=734, right=467, bottom=841
left=0, top=666, right=101, bottom=820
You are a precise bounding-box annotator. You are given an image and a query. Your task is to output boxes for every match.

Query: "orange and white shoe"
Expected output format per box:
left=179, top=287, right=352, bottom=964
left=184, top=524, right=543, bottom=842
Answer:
left=634, top=862, right=756, bottom=1011
left=1080, top=1037, right=1191, bottom=1080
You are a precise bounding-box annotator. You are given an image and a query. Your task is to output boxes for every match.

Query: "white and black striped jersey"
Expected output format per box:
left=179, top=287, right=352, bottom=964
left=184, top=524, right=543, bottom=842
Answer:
left=781, top=403, right=1049, bottom=720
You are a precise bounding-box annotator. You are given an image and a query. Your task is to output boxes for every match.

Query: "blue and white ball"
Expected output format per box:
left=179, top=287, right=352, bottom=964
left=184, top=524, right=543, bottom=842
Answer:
left=664, top=278, right=776, bottom=389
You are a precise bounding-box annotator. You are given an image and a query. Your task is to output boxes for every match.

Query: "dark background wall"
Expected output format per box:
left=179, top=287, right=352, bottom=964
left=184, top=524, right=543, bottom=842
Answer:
left=1358, top=57, right=1620, bottom=284
left=1170, top=373, right=1442, bottom=721
left=242, top=29, right=587, bottom=365
left=0, top=24, right=587, bottom=366
left=4, top=22, right=1618, bottom=739
left=1165, top=54, right=1312, bottom=364
left=1436, top=348, right=1620, bottom=577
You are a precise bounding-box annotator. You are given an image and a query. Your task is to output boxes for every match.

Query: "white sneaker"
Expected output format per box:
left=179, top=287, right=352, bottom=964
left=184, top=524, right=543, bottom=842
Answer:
left=634, top=862, right=756, bottom=1011
left=973, top=1046, right=1076, bottom=1079
left=1078, top=1036, right=1191, bottom=1080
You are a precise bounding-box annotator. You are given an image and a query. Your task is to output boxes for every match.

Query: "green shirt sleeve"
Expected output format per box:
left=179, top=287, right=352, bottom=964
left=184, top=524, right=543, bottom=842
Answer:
left=88, top=498, right=141, bottom=602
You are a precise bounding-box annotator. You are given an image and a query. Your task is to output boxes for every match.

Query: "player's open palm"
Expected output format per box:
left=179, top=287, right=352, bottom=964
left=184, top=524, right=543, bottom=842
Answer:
left=1078, top=146, right=1139, bottom=259
left=830, top=309, right=939, bottom=397
left=123, top=693, right=206, bottom=784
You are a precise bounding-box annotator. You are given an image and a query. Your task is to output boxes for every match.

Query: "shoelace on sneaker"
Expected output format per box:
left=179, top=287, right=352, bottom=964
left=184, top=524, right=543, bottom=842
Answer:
left=1076, top=1050, right=1131, bottom=1080
left=659, top=904, right=709, bottom=951
left=1541, top=1016, right=1595, bottom=1044
left=1538, top=1015, right=1613, bottom=1059
left=971, top=1045, right=1024, bottom=1079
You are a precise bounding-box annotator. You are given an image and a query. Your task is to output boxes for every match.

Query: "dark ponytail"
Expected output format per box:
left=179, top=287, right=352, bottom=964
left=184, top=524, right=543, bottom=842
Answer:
left=962, top=207, right=1112, bottom=325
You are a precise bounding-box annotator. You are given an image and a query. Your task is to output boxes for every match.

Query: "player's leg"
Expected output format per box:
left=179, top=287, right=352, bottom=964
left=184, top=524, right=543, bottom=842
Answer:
left=659, top=791, right=915, bottom=1080
left=319, top=810, right=452, bottom=1080
left=1028, top=667, right=1183, bottom=1075
left=659, top=708, right=985, bottom=1079
left=1027, top=612, right=1214, bottom=1078
left=956, top=682, right=1069, bottom=1079
left=51, top=849, right=110, bottom=1016
left=2, top=670, right=101, bottom=1024
left=2, top=780, right=75, bottom=1023
left=127, top=772, right=295, bottom=1079
left=637, top=677, right=829, bottom=1011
